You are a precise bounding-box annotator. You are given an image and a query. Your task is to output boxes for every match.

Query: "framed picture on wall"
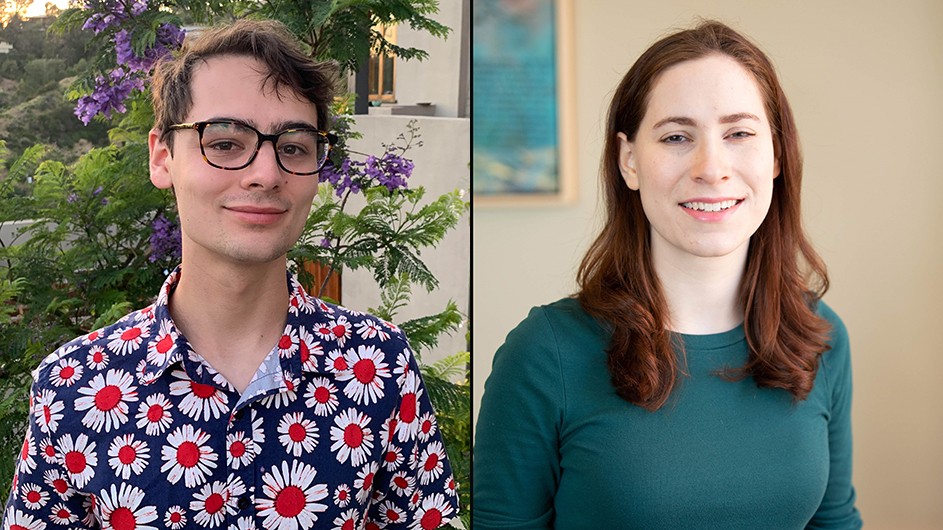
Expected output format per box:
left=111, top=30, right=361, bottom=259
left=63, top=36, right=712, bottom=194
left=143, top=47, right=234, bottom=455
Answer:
left=472, top=0, right=576, bottom=205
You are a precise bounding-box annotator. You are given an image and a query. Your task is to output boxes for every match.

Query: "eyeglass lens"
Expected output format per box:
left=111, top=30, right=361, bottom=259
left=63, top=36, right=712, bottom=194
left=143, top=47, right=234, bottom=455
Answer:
left=201, top=122, right=329, bottom=174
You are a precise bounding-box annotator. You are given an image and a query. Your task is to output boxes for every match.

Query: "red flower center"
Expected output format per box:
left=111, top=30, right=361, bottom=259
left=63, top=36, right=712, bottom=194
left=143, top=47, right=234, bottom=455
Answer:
left=118, top=445, right=137, bottom=465
left=344, top=424, right=364, bottom=448
left=64, top=450, right=86, bottom=474
left=176, top=441, right=200, bottom=468
left=274, top=485, right=305, bottom=517
left=121, top=327, right=141, bottom=341
left=95, top=385, right=122, bottom=411
left=109, top=506, right=137, bottom=530
left=205, top=492, right=225, bottom=514
left=353, top=359, right=376, bottom=383
left=59, top=366, right=75, bottom=379
left=400, top=393, right=417, bottom=423
left=314, top=386, right=331, bottom=404
left=288, top=423, right=307, bottom=442
left=420, top=508, right=442, bottom=529
left=229, top=441, right=246, bottom=458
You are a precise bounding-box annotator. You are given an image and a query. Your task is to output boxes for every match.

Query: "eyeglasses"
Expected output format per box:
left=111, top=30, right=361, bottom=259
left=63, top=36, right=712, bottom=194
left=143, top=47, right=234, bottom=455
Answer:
left=167, top=120, right=337, bottom=175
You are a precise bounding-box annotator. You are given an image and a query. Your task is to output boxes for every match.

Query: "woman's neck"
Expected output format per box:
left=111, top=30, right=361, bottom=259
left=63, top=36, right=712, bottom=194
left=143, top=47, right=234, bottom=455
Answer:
left=652, top=238, right=748, bottom=335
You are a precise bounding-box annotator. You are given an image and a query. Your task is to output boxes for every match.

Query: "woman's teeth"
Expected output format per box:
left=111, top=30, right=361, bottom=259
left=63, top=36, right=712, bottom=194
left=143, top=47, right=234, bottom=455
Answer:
left=681, top=200, right=739, bottom=212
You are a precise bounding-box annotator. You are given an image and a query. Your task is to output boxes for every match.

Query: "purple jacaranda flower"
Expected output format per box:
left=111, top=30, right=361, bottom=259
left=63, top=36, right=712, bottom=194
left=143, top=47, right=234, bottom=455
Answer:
left=75, top=68, right=145, bottom=124
left=93, top=186, right=104, bottom=196
left=319, top=237, right=332, bottom=248
left=149, top=213, right=181, bottom=263
left=67, top=193, right=79, bottom=203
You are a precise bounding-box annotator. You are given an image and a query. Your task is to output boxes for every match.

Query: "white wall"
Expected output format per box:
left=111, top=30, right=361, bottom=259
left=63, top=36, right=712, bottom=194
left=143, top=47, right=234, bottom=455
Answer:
left=395, top=0, right=469, bottom=117
left=473, top=2, right=943, bottom=528
left=343, top=115, right=470, bottom=366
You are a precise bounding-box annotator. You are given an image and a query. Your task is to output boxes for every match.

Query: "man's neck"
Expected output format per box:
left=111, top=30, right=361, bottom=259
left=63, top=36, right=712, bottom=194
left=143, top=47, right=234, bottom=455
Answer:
left=168, top=256, right=291, bottom=392
left=653, top=239, right=748, bottom=335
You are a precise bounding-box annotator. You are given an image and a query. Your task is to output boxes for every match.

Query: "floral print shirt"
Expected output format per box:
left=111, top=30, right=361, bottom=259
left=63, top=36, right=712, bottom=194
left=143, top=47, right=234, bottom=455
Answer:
left=2, top=267, right=457, bottom=530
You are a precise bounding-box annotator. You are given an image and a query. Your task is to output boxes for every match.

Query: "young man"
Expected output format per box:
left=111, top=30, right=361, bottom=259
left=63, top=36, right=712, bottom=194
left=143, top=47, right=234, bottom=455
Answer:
left=3, top=20, right=457, bottom=530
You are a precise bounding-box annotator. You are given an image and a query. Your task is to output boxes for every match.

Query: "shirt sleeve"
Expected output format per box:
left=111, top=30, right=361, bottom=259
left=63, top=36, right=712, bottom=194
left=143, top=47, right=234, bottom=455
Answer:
left=3, top=371, right=95, bottom=529
left=473, top=306, right=564, bottom=530
left=366, top=339, right=459, bottom=529
left=807, top=306, right=863, bottom=529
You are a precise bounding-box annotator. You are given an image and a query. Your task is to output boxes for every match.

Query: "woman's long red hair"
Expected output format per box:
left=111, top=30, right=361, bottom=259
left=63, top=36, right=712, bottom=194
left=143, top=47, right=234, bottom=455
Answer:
left=577, top=21, right=831, bottom=411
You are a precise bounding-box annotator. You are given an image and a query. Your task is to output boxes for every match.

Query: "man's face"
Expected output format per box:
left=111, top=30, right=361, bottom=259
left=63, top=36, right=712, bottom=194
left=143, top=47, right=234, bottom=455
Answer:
left=149, top=55, right=321, bottom=267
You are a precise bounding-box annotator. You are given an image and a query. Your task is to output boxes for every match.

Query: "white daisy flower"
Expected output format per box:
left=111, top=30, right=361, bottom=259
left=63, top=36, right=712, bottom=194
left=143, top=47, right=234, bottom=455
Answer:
left=74, top=368, right=138, bottom=432
left=330, top=408, right=375, bottom=467
left=160, top=424, right=218, bottom=488
left=258, top=460, right=329, bottom=530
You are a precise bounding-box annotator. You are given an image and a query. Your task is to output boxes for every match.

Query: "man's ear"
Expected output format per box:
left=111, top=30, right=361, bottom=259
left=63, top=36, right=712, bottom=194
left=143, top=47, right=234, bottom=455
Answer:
left=617, top=132, right=639, bottom=190
left=149, top=128, right=174, bottom=190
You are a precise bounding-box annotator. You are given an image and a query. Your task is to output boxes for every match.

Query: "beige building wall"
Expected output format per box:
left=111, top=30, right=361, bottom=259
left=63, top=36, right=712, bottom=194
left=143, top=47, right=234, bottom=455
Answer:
left=473, top=1, right=943, bottom=528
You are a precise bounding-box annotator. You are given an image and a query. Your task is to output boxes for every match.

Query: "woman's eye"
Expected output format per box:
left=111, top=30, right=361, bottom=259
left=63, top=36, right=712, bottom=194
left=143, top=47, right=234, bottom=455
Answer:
left=662, top=134, right=689, bottom=144
left=728, top=131, right=755, bottom=140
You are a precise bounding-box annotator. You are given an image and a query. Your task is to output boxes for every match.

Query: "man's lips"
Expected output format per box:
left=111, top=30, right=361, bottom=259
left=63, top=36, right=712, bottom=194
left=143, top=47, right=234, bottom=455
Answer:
left=225, top=205, right=288, bottom=224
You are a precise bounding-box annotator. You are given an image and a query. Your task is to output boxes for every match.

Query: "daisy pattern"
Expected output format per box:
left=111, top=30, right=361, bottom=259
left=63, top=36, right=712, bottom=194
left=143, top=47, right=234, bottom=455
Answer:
left=86, top=344, right=109, bottom=370
left=37, top=438, right=57, bottom=464
left=169, top=370, right=229, bottom=421
left=382, top=444, right=404, bottom=472
left=226, top=431, right=255, bottom=470
left=19, top=483, right=49, bottom=510
left=393, top=349, right=412, bottom=385
left=354, top=462, right=379, bottom=504
left=2, top=508, right=45, bottom=530
left=49, top=358, right=83, bottom=387
left=417, top=441, right=447, bottom=486
left=74, top=368, right=138, bottom=432
left=333, top=484, right=352, bottom=508
left=258, top=460, right=329, bottom=530
left=277, top=326, right=299, bottom=358
left=82, top=328, right=105, bottom=345
left=16, top=428, right=36, bottom=475
left=135, top=393, right=174, bottom=436
left=33, top=389, right=64, bottom=435
left=396, top=371, right=423, bottom=443
left=106, top=321, right=150, bottom=356
left=160, top=424, right=218, bottom=488
left=57, top=433, right=97, bottom=489
left=355, top=318, right=390, bottom=342
left=297, top=327, right=322, bottom=371
left=325, top=349, right=349, bottom=373
left=390, top=471, right=416, bottom=498
left=331, top=508, right=359, bottom=530
left=98, top=482, right=158, bottom=530
left=107, top=434, right=150, bottom=480
left=409, top=493, right=454, bottom=530
left=330, top=408, right=375, bottom=467
left=337, top=345, right=391, bottom=406
left=379, top=500, right=408, bottom=526
left=49, top=502, right=79, bottom=525
left=189, top=480, right=232, bottom=528
left=417, top=412, right=438, bottom=442
left=146, top=319, right=178, bottom=366
left=42, top=469, right=73, bottom=500
left=303, top=377, right=339, bottom=417
left=5, top=268, right=457, bottom=530
left=315, top=315, right=352, bottom=347
left=234, top=516, right=259, bottom=530
left=277, top=411, right=319, bottom=457
left=164, top=505, right=187, bottom=529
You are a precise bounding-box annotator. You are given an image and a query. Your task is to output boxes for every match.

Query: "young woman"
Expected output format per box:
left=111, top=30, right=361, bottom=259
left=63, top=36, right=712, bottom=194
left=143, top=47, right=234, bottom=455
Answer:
left=474, top=21, right=862, bottom=529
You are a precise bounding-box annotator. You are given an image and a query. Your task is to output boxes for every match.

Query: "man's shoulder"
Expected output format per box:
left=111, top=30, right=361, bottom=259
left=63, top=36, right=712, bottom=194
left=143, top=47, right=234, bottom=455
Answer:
left=34, top=303, right=159, bottom=384
left=296, top=297, right=411, bottom=351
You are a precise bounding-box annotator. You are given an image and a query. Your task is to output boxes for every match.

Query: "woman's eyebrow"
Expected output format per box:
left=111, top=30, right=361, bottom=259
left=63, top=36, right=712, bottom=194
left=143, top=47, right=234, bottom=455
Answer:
left=652, top=112, right=760, bottom=129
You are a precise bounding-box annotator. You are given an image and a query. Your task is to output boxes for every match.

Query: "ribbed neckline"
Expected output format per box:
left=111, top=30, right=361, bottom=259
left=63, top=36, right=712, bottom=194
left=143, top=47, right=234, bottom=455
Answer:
left=672, top=324, right=746, bottom=351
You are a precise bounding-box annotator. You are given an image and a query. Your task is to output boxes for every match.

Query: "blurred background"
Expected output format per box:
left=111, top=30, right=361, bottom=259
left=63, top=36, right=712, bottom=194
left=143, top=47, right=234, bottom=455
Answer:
left=473, top=1, right=943, bottom=528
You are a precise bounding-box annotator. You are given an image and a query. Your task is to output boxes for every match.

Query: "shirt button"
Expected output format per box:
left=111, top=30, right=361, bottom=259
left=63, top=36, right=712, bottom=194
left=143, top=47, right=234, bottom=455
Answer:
left=237, top=496, right=251, bottom=510
left=233, top=409, right=245, bottom=421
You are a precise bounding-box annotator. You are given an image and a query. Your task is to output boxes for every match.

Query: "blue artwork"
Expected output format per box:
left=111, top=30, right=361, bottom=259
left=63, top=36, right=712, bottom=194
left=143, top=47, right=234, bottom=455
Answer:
left=473, top=0, right=561, bottom=197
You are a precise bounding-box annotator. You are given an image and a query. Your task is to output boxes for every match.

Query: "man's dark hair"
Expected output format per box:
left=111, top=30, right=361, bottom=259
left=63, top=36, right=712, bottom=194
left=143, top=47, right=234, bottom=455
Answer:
left=151, top=19, right=337, bottom=149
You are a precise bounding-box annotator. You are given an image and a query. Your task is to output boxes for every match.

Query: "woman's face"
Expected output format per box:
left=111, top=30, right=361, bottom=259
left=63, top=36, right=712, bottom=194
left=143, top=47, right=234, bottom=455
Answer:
left=617, top=54, right=779, bottom=264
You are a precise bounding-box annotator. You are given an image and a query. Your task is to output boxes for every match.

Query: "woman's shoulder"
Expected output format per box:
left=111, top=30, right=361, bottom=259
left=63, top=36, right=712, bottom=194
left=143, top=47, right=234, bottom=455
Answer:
left=814, top=299, right=850, bottom=349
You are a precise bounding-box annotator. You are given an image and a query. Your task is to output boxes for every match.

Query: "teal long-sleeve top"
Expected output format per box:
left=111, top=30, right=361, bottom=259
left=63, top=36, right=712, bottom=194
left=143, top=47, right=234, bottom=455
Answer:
left=473, top=298, right=862, bottom=529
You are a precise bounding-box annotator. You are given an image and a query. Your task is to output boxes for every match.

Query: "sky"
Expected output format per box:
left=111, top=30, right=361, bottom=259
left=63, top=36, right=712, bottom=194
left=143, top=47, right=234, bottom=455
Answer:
left=24, top=0, right=72, bottom=18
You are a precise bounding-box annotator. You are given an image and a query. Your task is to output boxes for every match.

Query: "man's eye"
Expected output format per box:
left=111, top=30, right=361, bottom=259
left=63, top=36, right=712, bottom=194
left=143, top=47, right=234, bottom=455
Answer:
left=279, top=144, right=309, bottom=157
left=207, top=140, right=242, bottom=151
left=662, top=134, right=688, bottom=144
left=728, top=131, right=755, bottom=139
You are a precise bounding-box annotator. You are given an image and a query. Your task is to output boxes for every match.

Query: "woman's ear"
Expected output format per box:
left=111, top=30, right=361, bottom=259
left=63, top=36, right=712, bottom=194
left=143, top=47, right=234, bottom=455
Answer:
left=149, top=128, right=174, bottom=190
left=617, top=132, right=639, bottom=190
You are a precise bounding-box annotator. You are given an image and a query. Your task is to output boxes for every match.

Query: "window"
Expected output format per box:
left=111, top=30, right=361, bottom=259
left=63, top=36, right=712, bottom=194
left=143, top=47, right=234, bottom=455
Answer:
left=368, top=24, right=396, bottom=103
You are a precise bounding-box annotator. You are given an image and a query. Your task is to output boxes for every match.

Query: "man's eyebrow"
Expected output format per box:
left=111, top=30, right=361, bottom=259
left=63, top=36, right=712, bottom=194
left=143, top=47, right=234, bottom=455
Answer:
left=204, top=117, right=318, bottom=131
left=652, top=112, right=760, bottom=129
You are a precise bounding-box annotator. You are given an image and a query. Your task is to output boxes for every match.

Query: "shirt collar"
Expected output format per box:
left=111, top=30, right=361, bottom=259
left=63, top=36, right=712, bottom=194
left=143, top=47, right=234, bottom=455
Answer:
left=138, top=265, right=332, bottom=386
